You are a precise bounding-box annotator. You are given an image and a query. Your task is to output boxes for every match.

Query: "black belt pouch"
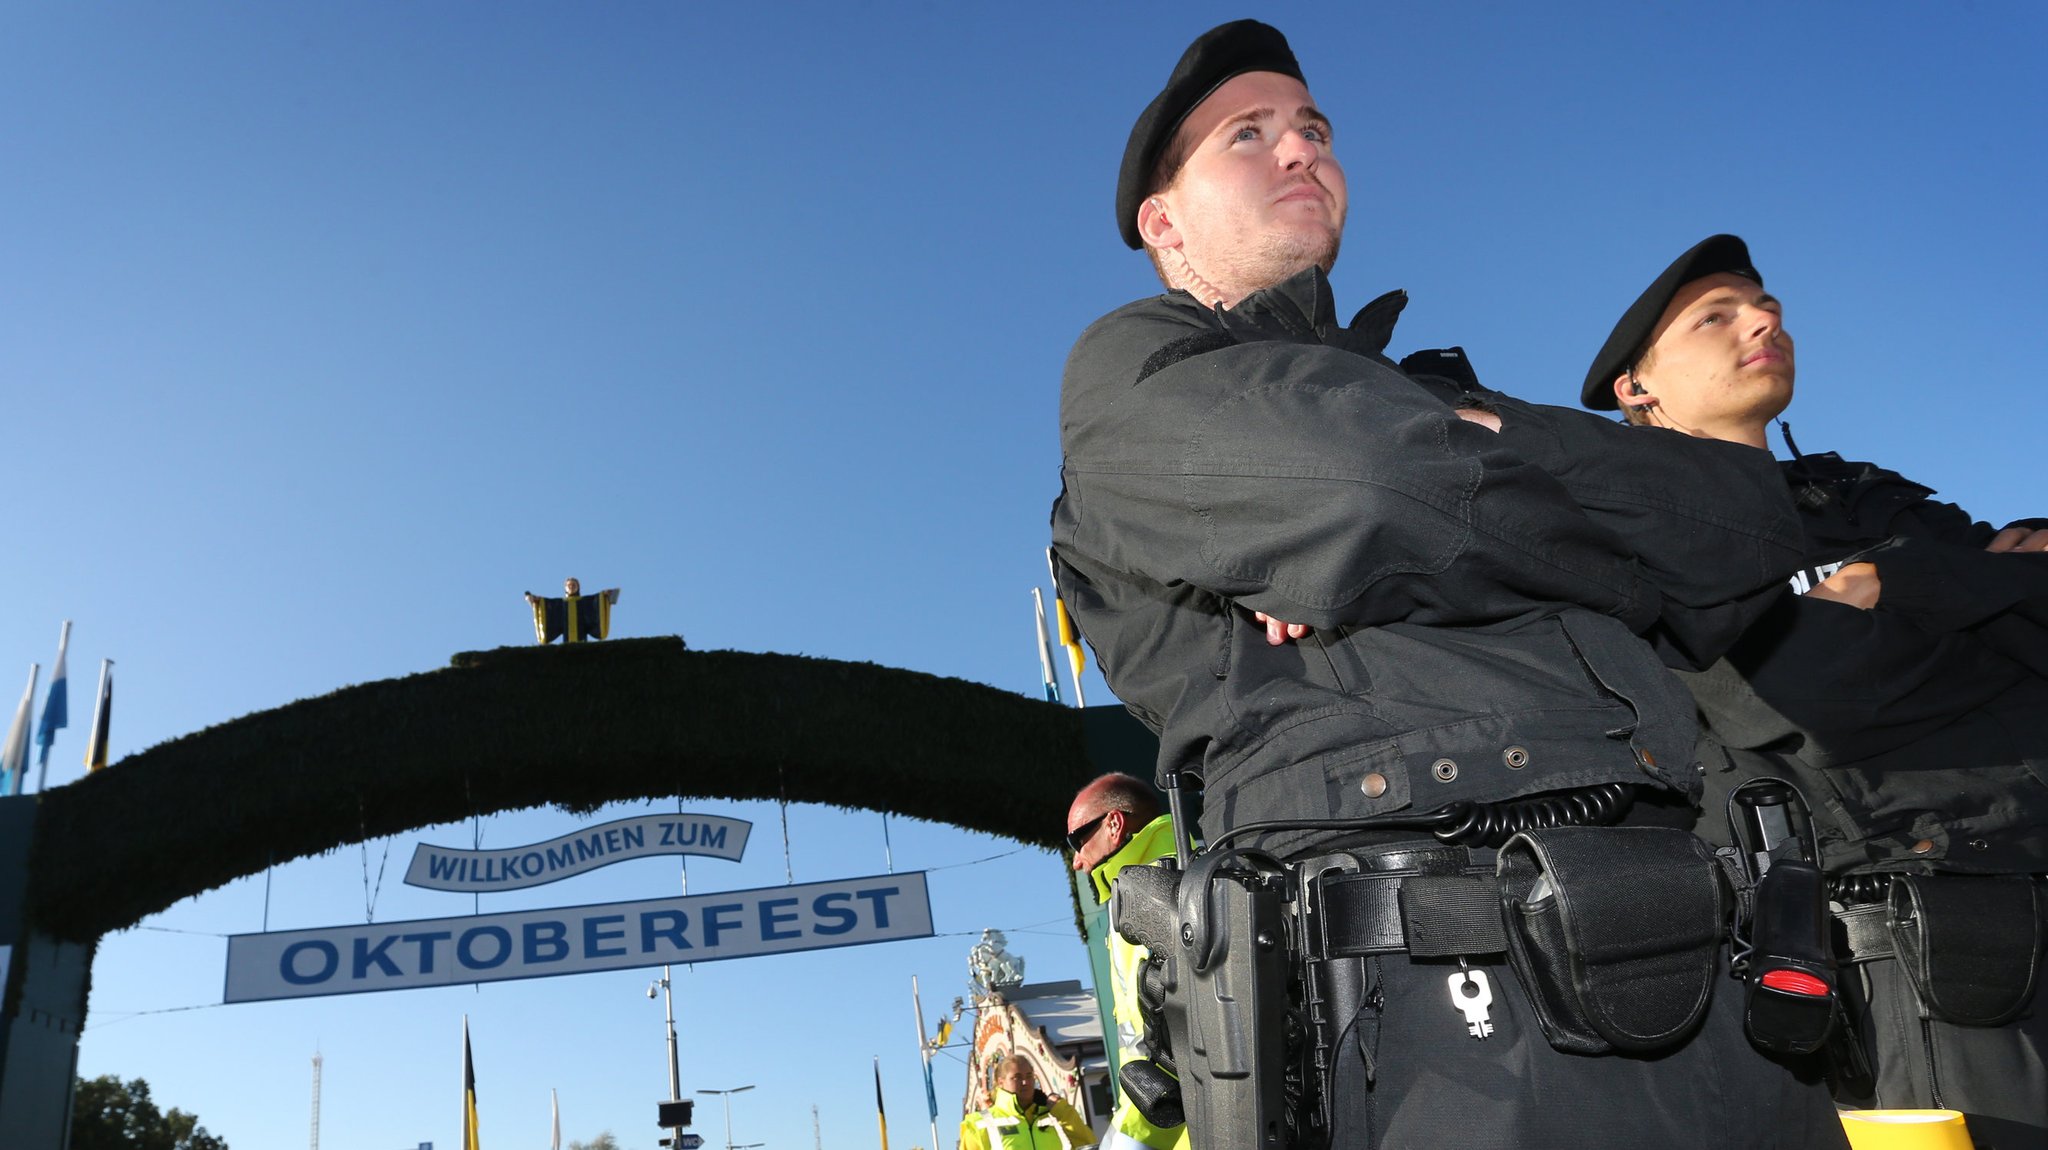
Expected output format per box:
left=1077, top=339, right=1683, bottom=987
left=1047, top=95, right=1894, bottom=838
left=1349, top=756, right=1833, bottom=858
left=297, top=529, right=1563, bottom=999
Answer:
left=1888, top=874, right=2044, bottom=1026
left=1498, top=826, right=1722, bottom=1054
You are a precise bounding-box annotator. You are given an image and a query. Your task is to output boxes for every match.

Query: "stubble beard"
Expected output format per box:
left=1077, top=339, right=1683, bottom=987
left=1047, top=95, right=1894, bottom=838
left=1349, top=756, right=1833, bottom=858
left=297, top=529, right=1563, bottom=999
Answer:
left=1179, top=219, right=1351, bottom=306
left=1204, top=220, right=1344, bottom=306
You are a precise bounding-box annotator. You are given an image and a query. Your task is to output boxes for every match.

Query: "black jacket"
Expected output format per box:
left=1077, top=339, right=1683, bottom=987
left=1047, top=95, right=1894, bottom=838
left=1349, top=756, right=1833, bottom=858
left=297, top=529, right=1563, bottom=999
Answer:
left=1050, top=269, right=1806, bottom=855
left=1683, top=452, right=2048, bottom=874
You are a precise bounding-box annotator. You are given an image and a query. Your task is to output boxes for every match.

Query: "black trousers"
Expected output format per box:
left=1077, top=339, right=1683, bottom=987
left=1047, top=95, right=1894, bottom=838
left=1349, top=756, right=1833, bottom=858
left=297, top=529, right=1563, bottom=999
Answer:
left=1326, top=947, right=1848, bottom=1150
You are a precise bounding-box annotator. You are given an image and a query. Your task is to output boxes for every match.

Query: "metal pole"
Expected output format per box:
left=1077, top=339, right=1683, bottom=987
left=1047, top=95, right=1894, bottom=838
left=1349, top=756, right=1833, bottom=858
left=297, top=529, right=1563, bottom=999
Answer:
left=663, top=967, right=681, bottom=1103
left=653, top=969, right=688, bottom=1145
left=912, top=978, right=939, bottom=1150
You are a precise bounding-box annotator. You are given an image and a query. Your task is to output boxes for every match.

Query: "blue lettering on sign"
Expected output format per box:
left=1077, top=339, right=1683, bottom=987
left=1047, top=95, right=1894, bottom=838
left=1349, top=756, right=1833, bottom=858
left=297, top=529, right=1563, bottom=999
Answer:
left=354, top=935, right=401, bottom=978
left=812, top=892, right=857, bottom=935
left=583, top=914, right=627, bottom=958
left=280, top=940, right=339, bottom=985
left=232, top=872, right=934, bottom=1003
left=758, top=897, right=802, bottom=941
left=642, top=909, right=691, bottom=951
left=856, top=886, right=900, bottom=928
left=404, top=814, right=754, bottom=893
left=403, top=931, right=452, bottom=973
left=524, top=921, right=569, bottom=963
left=703, top=903, right=744, bottom=947
left=459, top=926, right=512, bottom=969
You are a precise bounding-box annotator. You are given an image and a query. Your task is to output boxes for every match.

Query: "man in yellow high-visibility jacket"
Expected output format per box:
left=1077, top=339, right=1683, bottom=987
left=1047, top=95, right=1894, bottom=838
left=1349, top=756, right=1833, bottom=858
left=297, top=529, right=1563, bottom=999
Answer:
left=959, top=1055, right=1095, bottom=1150
left=1067, top=774, right=1184, bottom=1150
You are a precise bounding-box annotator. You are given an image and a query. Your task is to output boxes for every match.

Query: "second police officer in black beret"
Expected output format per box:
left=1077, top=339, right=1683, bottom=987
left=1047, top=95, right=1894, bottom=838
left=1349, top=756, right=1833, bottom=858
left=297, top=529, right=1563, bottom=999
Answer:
left=1585, top=234, right=2048, bottom=1146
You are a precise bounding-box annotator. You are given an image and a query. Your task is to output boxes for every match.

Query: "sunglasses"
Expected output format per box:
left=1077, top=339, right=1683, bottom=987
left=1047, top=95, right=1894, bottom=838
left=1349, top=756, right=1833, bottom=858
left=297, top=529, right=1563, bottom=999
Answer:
left=1065, top=813, right=1110, bottom=853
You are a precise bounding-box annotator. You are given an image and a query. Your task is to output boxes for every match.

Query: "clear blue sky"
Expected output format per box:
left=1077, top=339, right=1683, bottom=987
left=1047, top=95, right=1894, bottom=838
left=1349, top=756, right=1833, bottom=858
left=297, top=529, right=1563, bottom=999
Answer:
left=5, top=3, right=2045, bottom=1149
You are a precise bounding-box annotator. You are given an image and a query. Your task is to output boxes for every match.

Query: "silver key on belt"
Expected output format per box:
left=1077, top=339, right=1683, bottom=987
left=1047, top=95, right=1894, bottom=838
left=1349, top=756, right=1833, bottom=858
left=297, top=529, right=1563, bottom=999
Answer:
left=1448, top=969, right=1494, bottom=1039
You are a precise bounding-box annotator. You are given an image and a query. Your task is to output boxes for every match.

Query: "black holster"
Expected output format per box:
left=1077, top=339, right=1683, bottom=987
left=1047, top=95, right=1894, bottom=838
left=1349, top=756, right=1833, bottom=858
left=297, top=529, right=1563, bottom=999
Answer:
left=1497, top=826, right=1722, bottom=1054
left=1110, top=855, right=1292, bottom=1150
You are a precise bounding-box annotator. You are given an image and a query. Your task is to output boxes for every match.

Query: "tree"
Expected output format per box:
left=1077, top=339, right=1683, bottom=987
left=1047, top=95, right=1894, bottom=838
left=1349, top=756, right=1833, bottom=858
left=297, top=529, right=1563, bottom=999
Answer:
left=568, top=1134, right=622, bottom=1150
left=70, top=1075, right=229, bottom=1150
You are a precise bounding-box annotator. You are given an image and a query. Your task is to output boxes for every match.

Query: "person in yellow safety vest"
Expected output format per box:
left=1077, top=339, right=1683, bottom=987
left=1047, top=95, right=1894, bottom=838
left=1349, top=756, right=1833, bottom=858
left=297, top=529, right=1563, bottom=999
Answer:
left=1067, top=774, right=1184, bottom=1150
left=959, top=1055, right=1096, bottom=1150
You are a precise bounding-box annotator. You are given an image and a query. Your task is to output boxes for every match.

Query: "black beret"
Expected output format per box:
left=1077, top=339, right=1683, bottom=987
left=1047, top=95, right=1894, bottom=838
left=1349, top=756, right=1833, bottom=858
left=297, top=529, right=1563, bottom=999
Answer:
left=1116, top=20, right=1304, bottom=250
left=1581, top=234, right=1762, bottom=409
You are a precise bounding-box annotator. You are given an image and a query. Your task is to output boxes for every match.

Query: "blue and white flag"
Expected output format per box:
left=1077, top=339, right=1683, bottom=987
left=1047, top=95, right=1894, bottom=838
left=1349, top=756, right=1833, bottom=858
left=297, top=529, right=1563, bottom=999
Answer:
left=2, top=664, right=36, bottom=797
left=35, top=621, right=71, bottom=778
left=1032, top=589, right=1061, bottom=704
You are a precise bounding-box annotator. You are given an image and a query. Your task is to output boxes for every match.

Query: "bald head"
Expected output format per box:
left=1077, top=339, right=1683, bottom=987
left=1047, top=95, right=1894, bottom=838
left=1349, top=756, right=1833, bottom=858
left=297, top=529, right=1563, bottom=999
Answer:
left=1066, top=773, right=1161, bottom=874
left=1071, top=773, right=1159, bottom=823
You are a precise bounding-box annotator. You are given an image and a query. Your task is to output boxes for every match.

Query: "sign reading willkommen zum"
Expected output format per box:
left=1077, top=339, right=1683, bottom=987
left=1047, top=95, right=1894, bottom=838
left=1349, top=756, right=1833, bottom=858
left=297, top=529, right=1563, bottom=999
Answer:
left=403, top=813, right=750, bottom=893
left=223, top=872, right=932, bottom=1003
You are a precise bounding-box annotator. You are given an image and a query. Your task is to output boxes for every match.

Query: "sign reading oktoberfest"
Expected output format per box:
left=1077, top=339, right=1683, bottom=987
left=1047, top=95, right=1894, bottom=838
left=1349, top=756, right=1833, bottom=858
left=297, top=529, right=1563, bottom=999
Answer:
left=404, top=813, right=750, bottom=893
left=223, top=872, right=932, bottom=1003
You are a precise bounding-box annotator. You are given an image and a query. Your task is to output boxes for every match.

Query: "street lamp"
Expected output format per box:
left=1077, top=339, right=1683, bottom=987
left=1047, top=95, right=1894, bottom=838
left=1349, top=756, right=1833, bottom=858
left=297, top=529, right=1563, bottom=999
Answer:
left=698, top=1085, right=757, bottom=1150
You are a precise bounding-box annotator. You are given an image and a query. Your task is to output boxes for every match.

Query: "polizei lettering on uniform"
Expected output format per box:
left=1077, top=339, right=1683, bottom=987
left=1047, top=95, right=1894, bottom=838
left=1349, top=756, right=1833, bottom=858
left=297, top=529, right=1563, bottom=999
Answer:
left=223, top=872, right=934, bottom=1003
left=401, top=813, right=751, bottom=893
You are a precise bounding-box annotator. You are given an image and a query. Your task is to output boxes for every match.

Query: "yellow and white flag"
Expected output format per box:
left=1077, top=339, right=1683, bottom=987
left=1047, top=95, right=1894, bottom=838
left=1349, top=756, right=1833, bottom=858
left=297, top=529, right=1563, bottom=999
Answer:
left=463, top=1016, right=482, bottom=1150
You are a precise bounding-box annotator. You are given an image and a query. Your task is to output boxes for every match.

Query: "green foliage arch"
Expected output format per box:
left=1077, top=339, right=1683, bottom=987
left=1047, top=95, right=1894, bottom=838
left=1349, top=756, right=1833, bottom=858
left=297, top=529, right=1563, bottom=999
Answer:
left=27, top=639, right=1143, bottom=942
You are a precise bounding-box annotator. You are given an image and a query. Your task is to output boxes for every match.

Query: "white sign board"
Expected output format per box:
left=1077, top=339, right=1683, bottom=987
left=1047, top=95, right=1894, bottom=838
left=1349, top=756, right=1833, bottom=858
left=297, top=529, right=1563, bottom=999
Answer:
left=404, top=814, right=750, bottom=893
left=224, top=872, right=932, bottom=1003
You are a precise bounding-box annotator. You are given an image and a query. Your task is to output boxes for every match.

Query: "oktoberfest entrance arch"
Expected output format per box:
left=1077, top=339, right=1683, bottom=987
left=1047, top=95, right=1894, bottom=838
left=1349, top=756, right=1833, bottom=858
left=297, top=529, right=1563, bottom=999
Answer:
left=0, top=637, right=1153, bottom=1147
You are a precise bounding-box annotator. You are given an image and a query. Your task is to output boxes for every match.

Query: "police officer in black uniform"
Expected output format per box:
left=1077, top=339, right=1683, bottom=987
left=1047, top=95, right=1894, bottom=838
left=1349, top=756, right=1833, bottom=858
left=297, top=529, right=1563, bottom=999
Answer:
left=1584, top=234, right=2048, bottom=1145
left=1051, top=22, right=1847, bottom=1150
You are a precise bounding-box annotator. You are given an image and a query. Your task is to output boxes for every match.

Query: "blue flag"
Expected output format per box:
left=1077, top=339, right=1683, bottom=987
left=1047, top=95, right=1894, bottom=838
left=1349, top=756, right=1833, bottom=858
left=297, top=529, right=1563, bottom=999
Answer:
left=36, top=621, right=71, bottom=757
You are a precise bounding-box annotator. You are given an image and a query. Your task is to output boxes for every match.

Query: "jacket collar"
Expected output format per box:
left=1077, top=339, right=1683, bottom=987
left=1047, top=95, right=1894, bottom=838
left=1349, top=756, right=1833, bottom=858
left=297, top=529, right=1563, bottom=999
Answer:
left=991, top=1089, right=1049, bottom=1118
left=1088, top=813, right=1178, bottom=903
left=1214, top=266, right=1408, bottom=357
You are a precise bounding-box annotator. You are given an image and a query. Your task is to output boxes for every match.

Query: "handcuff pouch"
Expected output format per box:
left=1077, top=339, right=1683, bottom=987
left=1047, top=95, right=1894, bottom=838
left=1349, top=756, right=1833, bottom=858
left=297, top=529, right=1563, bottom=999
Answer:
left=1888, top=873, right=2043, bottom=1026
left=1498, top=826, right=1721, bottom=1054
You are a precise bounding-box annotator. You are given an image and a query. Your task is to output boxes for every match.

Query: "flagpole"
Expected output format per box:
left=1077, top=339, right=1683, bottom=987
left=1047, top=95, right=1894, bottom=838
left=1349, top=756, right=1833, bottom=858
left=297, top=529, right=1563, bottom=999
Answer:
left=913, top=978, right=941, bottom=1150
